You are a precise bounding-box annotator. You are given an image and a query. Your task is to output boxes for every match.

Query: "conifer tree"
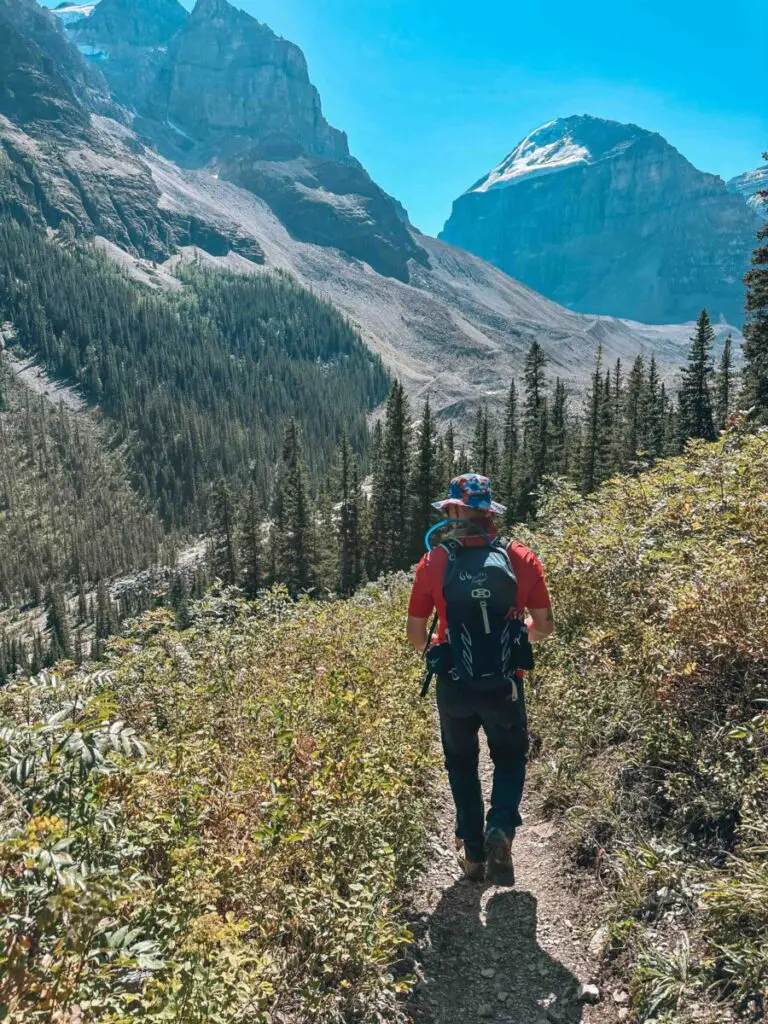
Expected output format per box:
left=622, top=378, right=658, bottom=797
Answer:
left=272, top=419, right=316, bottom=594
left=440, top=424, right=456, bottom=487
left=549, top=378, right=569, bottom=476
left=409, top=399, right=439, bottom=563
left=519, top=341, right=549, bottom=515
left=679, top=309, right=717, bottom=442
left=623, top=355, right=646, bottom=464
left=366, top=419, right=386, bottom=580
left=471, top=406, right=491, bottom=475
left=644, top=356, right=664, bottom=458
left=209, top=479, right=238, bottom=585
left=500, top=382, right=519, bottom=516
left=715, top=335, right=734, bottom=429
left=240, top=483, right=263, bottom=599
left=336, top=431, right=364, bottom=595
left=581, top=346, right=608, bottom=494
left=44, top=587, right=71, bottom=662
left=377, top=381, right=411, bottom=572
left=742, top=178, right=768, bottom=422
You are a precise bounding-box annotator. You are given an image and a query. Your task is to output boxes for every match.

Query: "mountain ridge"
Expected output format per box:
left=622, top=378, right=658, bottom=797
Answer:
left=441, top=114, right=762, bottom=325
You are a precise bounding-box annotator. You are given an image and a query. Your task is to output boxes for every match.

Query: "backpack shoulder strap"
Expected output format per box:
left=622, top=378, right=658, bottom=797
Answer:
left=439, top=538, right=463, bottom=589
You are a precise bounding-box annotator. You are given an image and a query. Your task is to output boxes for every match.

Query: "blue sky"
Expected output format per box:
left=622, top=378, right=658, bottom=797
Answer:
left=231, top=0, right=767, bottom=235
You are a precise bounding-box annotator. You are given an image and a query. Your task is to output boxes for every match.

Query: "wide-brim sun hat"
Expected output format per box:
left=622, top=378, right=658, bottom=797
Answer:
left=431, top=473, right=507, bottom=516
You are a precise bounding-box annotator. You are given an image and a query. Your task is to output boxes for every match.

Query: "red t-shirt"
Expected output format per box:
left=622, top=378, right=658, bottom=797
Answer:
left=408, top=537, right=551, bottom=645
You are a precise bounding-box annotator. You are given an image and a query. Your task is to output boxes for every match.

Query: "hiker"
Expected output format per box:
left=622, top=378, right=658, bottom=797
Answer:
left=406, top=473, right=554, bottom=884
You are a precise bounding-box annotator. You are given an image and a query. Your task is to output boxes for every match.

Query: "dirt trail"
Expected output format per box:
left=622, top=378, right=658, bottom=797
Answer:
left=406, top=736, right=621, bottom=1024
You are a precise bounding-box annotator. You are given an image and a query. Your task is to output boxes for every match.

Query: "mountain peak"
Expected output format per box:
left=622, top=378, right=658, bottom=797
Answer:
left=83, top=0, right=187, bottom=46
left=469, top=115, right=655, bottom=193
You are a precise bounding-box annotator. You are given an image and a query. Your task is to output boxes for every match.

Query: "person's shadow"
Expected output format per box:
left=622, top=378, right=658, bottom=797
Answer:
left=407, top=881, right=584, bottom=1024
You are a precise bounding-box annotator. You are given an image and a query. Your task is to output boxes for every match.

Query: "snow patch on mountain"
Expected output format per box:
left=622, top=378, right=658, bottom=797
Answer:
left=727, top=165, right=768, bottom=220
left=468, top=115, right=649, bottom=194
left=53, top=2, right=99, bottom=24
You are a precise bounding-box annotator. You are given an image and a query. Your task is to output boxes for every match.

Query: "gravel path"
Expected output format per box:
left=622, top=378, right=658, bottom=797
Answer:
left=405, top=733, right=621, bottom=1024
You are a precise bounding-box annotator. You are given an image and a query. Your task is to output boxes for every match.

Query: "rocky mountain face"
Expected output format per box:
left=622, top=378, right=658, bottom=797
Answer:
left=727, top=165, right=768, bottom=220
left=60, top=0, right=424, bottom=280
left=440, top=115, right=762, bottom=325
left=0, top=0, right=743, bottom=420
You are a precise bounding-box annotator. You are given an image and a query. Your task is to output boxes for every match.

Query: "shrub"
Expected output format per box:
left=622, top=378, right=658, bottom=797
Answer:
left=0, top=583, right=436, bottom=1022
left=523, top=426, right=768, bottom=1019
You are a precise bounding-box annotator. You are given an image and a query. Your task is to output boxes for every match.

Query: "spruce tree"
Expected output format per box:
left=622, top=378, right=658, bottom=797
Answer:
left=240, top=483, right=263, bottom=599
left=209, top=479, right=238, bottom=585
left=377, top=381, right=411, bottom=572
left=366, top=420, right=386, bottom=581
left=500, top=382, right=519, bottom=517
left=44, top=587, right=71, bottom=662
left=549, top=378, right=569, bottom=476
left=471, top=406, right=491, bottom=475
left=272, top=419, right=316, bottom=594
left=715, top=335, right=734, bottom=430
left=581, top=346, right=608, bottom=494
left=409, top=399, right=439, bottom=563
left=742, top=178, right=768, bottom=423
left=519, top=341, right=549, bottom=515
left=623, top=355, right=646, bottom=465
left=644, top=356, right=664, bottom=459
left=679, top=309, right=717, bottom=442
left=336, top=431, right=364, bottom=595
left=440, top=424, right=456, bottom=487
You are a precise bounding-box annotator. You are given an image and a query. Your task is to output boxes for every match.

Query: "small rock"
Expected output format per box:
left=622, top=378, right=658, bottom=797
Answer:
left=497, top=991, right=508, bottom=1002
left=588, top=925, right=609, bottom=956
left=481, top=967, right=496, bottom=978
left=617, top=1009, right=630, bottom=1021
left=577, top=983, right=601, bottom=1004
left=564, top=918, right=573, bottom=930
left=478, top=1004, right=494, bottom=1018
left=613, top=989, right=629, bottom=1005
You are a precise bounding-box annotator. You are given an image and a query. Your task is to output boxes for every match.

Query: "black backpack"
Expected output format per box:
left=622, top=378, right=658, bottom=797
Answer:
left=440, top=537, right=534, bottom=690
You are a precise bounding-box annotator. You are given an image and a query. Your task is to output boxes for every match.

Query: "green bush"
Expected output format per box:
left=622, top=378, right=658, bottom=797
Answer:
left=0, top=580, right=436, bottom=1022
left=523, top=425, right=768, bottom=1019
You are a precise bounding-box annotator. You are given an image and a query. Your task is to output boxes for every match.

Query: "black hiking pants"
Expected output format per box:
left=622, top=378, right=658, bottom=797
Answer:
left=436, top=674, right=529, bottom=864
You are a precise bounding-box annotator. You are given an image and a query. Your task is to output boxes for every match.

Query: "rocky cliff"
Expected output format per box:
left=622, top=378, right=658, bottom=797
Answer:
left=440, top=115, right=762, bottom=325
left=727, top=165, right=768, bottom=220
left=61, top=0, right=424, bottom=280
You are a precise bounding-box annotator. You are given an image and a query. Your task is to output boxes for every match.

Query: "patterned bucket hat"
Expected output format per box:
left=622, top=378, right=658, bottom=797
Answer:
left=431, top=474, right=507, bottom=515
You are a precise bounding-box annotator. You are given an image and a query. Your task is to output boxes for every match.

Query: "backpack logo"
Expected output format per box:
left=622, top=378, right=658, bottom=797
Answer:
left=460, top=570, right=487, bottom=586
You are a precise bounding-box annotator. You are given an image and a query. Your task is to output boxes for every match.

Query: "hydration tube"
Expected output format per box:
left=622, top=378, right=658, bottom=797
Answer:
left=424, top=519, right=453, bottom=552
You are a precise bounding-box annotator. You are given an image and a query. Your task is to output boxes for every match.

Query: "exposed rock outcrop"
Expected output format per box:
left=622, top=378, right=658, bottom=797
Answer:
left=440, top=115, right=762, bottom=325
left=727, top=165, right=768, bottom=220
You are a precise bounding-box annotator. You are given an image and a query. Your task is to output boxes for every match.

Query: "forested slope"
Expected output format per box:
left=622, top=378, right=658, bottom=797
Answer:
left=0, top=219, right=388, bottom=529
left=526, top=425, right=768, bottom=1021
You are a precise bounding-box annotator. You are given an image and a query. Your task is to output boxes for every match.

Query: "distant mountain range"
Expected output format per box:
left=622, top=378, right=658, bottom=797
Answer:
left=0, top=0, right=748, bottom=423
left=440, top=115, right=763, bottom=326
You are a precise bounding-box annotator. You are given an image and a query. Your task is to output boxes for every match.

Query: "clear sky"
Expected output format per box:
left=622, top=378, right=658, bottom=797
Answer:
left=229, top=0, right=767, bottom=236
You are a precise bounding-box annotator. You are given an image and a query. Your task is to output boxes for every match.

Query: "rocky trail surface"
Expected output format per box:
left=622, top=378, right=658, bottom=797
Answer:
left=406, top=737, right=622, bottom=1024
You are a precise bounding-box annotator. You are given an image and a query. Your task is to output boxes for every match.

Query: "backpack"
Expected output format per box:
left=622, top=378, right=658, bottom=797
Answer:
left=440, top=537, right=534, bottom=691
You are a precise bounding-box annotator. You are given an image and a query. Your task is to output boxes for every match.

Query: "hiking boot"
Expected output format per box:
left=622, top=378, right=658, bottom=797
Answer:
left=455, top=837, right=486, bottom=882
left=485, top=828, right=515, bottom=886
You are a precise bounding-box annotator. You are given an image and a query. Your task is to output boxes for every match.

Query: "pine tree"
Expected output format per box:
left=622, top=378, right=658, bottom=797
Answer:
left=44, top=587, right=71, bottom=661
left=240, top=483, right=263, bottom=599
left=209, top=479, right=238, bottom=585
left=549, top=378, right=569, bottom=476
left=742, top=179, right=768, bottom=422
left=336, top=431, right=364, bottom=595
left=679, top=309, right=717, bottom=442
left=366, top=420, right=387, bottom=581
left=440, top=424, right=456, bottom=487
left=623, top=355, right=646, bottom=465
left=272, top=419, right=316, bottom=594
left=519, top=341, right=549, bottom=516
left=377, top=381, right=411, bottom=572
left=471, top=406, right=491, bottom=475
left=409, top=399, right=439, bottom=563
left=168, top=572, right=191, bottom=629
left=644, top=356, right=664, bottom=459
left=581, top=346, right=608, bottom=494
left=715, top=335, right=734, bottom=430
left=500, top=382, right=519, bottom=517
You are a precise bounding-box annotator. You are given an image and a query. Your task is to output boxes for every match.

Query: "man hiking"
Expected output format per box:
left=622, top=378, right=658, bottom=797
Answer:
left=407, top=473, right=554, bottom=884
